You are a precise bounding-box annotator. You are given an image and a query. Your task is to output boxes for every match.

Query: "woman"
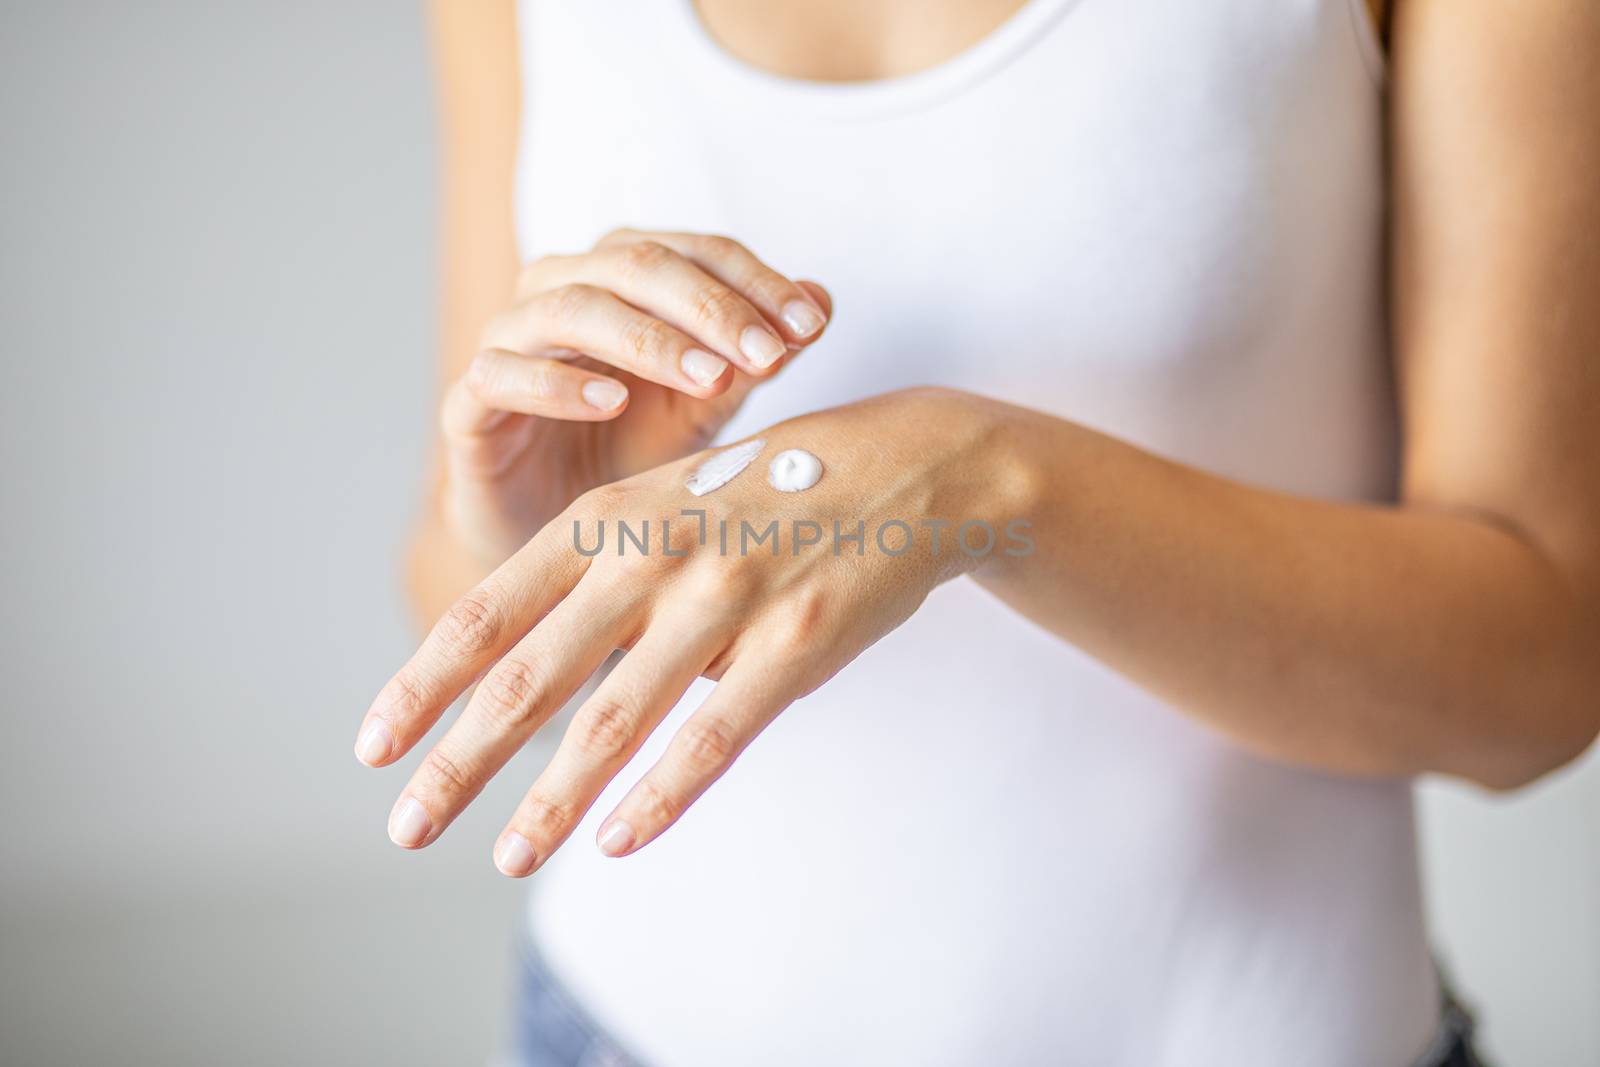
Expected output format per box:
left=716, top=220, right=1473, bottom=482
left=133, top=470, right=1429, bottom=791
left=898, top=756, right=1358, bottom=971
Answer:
left=355, top=1, right=1600, bottom=1063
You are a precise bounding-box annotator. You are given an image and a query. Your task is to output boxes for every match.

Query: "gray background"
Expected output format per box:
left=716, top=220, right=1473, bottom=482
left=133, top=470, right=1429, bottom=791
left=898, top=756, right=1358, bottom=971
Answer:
left=1, top=3, right=1596, bottom=1065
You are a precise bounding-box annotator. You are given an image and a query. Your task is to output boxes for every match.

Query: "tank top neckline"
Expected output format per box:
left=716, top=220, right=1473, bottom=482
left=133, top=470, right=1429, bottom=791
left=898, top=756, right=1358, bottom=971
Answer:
left=671, top=0, right=1087, bottom=119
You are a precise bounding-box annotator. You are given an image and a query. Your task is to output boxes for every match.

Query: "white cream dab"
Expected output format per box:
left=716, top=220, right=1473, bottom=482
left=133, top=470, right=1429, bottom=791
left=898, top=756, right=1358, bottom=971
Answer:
left=685, top=438, right=765, bottom=497
left=768, top=449, right=823, bottom=492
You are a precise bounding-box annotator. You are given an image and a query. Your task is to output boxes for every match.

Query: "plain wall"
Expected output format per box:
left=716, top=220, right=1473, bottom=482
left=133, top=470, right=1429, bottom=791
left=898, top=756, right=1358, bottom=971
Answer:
left=1, top=4, right=1595, bottom=1064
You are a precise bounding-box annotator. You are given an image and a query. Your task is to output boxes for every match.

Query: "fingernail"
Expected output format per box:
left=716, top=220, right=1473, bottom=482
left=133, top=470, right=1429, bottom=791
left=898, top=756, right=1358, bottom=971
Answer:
left=581, top=378, right=628, bottom=411
left=597, top=819, right=636, bottom=857
left=681, top=348, right=729, bottom=386
left=388, top=796, right=432, bottom=848
left=494, top=832, right=538, bottom=877
left=780, top=300, right=825, bottom=338
left=354, top=720, right=394, bottom=766
left=739, top=326, right=786, bottom=369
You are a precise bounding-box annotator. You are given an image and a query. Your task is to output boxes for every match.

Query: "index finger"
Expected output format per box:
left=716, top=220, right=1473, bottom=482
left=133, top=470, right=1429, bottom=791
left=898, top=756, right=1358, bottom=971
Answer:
left=353, top=513, right=591, bottom=768
left=599, top=229, right=831, bottom=346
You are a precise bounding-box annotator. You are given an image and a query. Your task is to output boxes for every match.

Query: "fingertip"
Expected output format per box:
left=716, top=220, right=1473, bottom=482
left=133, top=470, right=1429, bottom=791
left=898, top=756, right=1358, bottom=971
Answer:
left=596, top=818, right=637, bottom=857
left=737, top=327, right=786, bottom=370
left=494, top=831, right=539, bottom=877
left=388, top=795, right=434, bottom=849
left=354, top=719, right=395, bottom=767
left=779, top=299, right=826, bottom=341
left=795, top=279, right=832, bottom=320
left=682, top=348, right=733, bottom=388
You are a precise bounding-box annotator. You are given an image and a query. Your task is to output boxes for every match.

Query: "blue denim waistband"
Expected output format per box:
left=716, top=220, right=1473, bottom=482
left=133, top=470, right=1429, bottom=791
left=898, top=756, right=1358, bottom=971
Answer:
left=500, top=940, right=1484, bottom=1067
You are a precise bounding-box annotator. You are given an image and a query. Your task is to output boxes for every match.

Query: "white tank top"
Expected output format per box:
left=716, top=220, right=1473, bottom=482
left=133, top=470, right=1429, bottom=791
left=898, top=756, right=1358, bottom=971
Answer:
left=513, top=2, right=1440, bottom=1063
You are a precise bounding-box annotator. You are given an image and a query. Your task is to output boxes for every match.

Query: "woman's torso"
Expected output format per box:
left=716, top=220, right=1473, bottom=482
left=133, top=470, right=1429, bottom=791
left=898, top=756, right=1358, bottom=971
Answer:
left=513, top=1, right=1438, bottom=1063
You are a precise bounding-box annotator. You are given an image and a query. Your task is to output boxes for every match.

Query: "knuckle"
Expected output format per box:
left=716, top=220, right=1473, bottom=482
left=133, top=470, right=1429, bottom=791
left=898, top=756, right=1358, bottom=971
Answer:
left=576, top=483, right=624, bottom=518
left=520, top=791, right=574, bottom=835
left=436, top=594, right=502, bottom=657
left=385, top=669, right=429, bottom=719
left=688, top=281, right=744, bottom=327
left=773, top=589, right=829, bottom=649
left=763, top=624, right=812, bottom=664
left=597, top=226, right=639, bottom=248
left=520, top=360, right=558, bottom=404
left=694, top=233, right=743, bottom=259
left=616, top=239, right=674, bottom=279
left=574, top=482, right=626, bottom=518
left=744, top=271, right=794, bottom=309
left=420, top=747, right=476, bottom=796
left=689, top=558, right=758, bottom=604
left=677, top=716, right=739, bottom=771
left=620, top=315, right=679, bottom=365
left=632, top=776, right=682, bottom=827
left=476, top=657, right=548, bottom=733
left=462, top=351, right=499, bottom=398
left=572, top=698, right=636, bottom=761
left=547, top=282, right=599, bottom=325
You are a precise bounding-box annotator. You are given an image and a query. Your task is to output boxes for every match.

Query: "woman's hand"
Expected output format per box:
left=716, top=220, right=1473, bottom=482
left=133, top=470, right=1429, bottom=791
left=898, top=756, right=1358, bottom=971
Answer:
left=357, top=388, right=1035, bottom=873
left=442, top=228, right=831, bottom=564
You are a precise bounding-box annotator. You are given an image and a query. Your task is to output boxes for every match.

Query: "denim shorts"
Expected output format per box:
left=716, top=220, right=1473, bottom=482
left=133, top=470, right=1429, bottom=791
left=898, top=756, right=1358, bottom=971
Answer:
left=501, top=942, right=642, bottom=1067
left=500, top=941, right=1485, bottom=1067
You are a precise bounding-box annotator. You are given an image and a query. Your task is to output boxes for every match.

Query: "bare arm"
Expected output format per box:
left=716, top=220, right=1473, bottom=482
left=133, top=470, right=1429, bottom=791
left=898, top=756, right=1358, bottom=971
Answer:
left=361, top=0, right=1597, bottom=867
left=407, top=0, right=523, bottom=625
left=977, top=0, right=1600, bottom=789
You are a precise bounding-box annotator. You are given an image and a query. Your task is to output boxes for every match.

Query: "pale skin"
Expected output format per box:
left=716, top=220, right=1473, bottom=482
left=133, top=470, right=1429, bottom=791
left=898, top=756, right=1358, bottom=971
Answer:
left=363, top=0, right=1600, bottom=876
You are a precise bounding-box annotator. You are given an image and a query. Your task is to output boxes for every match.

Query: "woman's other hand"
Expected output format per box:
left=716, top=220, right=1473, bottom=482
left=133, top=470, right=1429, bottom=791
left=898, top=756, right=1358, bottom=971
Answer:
left=358, top=387, right=1035, bottom=874
left=443, top=228, right=831, bottom=564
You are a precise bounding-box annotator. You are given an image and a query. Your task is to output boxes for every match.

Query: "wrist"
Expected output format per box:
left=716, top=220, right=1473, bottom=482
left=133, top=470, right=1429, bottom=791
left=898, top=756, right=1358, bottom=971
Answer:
left=891, top=386, right=1046, bottom=578
left=967, top=396, right=1047, bottom=578
left=436, top=478, right=530, bottom=571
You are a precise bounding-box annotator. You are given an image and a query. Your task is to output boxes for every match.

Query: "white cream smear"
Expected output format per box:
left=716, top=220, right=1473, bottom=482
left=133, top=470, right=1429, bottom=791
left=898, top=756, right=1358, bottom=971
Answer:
left=768, top=449, right=823, bottom=492
left=685, top=438, right=765, bottom=496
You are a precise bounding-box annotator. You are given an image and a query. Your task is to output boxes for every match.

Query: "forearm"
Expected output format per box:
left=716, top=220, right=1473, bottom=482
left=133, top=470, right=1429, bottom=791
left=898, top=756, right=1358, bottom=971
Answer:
left=976, top=400, right=1600, bottom=788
